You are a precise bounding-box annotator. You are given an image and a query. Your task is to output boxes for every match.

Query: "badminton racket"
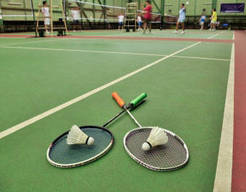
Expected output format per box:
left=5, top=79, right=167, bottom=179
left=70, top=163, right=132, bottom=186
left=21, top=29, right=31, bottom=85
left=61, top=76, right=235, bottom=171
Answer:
left=113, top=93, right=189, bottom=171
left=47, top=94, right=146, bottom=168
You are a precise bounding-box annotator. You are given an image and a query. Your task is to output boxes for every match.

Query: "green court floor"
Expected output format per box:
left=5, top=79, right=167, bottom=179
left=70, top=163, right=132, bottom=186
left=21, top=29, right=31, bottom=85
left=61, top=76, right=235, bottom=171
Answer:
left=0, top=30, right=233, bottom=192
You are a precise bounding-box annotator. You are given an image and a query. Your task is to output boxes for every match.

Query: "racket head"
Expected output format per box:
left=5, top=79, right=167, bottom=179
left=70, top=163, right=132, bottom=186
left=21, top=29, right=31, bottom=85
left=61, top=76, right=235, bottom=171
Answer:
left=47, top=125, right=114, bottom=168
left=123, top=127, right=189, bottom=171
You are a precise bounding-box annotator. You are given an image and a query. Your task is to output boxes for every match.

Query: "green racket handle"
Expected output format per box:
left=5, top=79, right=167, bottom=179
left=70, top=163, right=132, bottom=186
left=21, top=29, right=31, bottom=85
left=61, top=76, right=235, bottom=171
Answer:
left=130, top=93, right=147, bottom=108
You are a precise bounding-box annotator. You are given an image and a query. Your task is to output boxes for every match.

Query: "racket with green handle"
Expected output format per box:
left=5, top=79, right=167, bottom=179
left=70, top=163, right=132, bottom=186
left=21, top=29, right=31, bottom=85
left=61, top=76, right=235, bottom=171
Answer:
left=113, top=92, right=189, bottom=171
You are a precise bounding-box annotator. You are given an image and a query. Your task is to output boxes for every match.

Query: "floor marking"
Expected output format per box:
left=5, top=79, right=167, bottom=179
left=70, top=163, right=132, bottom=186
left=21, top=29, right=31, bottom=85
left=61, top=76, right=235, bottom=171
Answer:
left=207, top=31, right=224, bottom=39
left=1, top=46, right=230, bottom=62
left=1, top=46, right=166, bottom=57
left=213, top=42, right=234, bottom=192
left=0, top=39, right=57, bottom=48
left=173, top=55, right=229, bottom=62
left=0, top=41, right=201, bottom=139
left=0, top=32, right=222, bottom=139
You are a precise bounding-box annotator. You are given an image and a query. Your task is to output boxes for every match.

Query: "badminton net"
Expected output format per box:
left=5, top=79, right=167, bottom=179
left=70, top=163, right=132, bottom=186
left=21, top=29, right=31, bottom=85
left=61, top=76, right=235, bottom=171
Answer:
left=67, top=0, right=126, bottom=23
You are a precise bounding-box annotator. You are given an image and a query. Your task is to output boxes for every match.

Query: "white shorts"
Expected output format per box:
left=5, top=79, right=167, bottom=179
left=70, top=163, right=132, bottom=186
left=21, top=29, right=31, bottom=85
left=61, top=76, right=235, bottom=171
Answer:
left=44, top=18, right=50, bottom=25
left=211, top=20, right=217, bottom=24
left=178, top=17, right=185, bottom=23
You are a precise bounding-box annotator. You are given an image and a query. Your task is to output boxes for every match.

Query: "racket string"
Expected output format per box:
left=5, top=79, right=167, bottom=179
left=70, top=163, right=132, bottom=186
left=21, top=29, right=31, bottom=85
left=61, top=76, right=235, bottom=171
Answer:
left=47, top=127, right=113, bottom=167
left=125, top=128, right=188, bottom=170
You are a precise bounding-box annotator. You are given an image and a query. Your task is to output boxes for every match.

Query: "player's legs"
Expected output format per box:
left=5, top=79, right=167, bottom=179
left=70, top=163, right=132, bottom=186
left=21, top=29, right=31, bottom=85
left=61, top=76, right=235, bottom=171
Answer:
left=44, top=18, right=50, bottom=33
left=200, top=22, right=204, bottom=30
left=176, top=21, right=179, bottom=31
left=211, top=21, right=215, bottom=31
left=181, top=22, right=185, bottom=31
left=143, top=19, right=147, bottom=33
left=138, top=21, right=143, bottom=32
left=147, top=20, right=151, bottom=32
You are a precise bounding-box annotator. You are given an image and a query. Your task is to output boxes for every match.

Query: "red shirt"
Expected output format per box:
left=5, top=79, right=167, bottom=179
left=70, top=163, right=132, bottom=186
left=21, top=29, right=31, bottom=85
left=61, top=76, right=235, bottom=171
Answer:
left=143, top=5, right=152, bottom=20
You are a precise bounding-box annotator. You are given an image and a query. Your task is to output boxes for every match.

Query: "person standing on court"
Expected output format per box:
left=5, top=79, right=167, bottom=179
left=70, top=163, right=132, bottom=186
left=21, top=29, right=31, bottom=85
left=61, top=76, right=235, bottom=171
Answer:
left=210, top=8, right=217, bottom=31
left=142, top=0, right=152, bottom=34
left=41, top=1, right=50, bottom=33
left=174, top=3, right=186, bottom=34
left=118, top=13, right=124, bottom=30
left=137, top=14, right=143, bottom=31
left=71, top=7, right=81, bottom=31
left=199, top=9, right=206, bottom=30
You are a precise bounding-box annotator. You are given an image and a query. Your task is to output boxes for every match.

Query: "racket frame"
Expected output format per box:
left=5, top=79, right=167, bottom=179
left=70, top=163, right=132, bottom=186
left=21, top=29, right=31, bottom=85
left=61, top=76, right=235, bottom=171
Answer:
left=47, top=125, right=114, bottom=168
left=46, top=95, right=146, bottom=168
left=123, top=127, right=189, bottom=171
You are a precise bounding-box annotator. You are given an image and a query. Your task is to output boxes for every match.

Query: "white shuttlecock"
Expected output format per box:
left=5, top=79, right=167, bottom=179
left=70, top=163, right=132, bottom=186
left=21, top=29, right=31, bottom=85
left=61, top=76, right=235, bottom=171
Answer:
left=186, top=1, right=189, bottom=5
left=142, top=127, right=168, bottom=151
left=66, top=125, right=94, bottom=145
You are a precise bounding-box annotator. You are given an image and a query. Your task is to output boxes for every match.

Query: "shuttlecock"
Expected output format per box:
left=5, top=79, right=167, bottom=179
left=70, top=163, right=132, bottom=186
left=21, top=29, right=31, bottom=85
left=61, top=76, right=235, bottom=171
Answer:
left=142, top=127, right=168, bottom=151
left=186, top=1, right=189, bottom=5
left=67, top=125, right=94, bottom=145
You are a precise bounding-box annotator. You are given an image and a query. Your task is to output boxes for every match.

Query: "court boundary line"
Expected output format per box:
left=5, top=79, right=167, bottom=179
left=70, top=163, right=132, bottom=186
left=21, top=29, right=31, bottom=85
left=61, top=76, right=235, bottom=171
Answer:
left=0, top=41, right=202, bottom=139
left=207, top=31, right=224, bottom=39
left=1, top=46, right=230, bottom=62
left=213, top=36, right=234, bottom=191
left=0, top=39, right=58, bottom=48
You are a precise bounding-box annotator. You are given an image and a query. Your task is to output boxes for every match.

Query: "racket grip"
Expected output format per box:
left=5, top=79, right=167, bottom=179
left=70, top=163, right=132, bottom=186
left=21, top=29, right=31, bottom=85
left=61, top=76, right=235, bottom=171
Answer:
left=130, top=93, right=147, bottom=107
left=112, top=92, right=125, bottom=108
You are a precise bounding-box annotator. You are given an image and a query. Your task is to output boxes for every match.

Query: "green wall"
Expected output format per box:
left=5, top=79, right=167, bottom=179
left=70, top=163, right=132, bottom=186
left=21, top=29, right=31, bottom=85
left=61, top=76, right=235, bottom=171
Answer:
left=0, top=0, right=245, bottom=21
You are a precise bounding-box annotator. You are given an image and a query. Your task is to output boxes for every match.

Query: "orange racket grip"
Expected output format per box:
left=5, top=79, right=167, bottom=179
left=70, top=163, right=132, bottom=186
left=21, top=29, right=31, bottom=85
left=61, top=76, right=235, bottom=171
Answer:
left=112, top=92, right=125, bottom=108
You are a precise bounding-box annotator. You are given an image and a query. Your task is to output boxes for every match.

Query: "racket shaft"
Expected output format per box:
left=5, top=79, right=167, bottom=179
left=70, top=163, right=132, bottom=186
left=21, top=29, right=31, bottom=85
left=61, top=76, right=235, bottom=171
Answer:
left=103, top=96, right=146, bottom=127
left=103, top=109, right=125, bottom=127
left=112, top=92, right=144, bottom=127
left=125, top=108, right=142, bottom=127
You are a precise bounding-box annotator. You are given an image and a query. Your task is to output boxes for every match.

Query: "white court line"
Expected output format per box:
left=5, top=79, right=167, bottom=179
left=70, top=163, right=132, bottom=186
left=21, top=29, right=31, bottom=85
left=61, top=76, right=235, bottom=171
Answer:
left=1, top=46, right=230, bottom=62
left=1, top=46, right=165, bottom=57
left=174, top=55, right=229, bottom=62
left=0, top=39, right=57, bottom=48
left=0, top=41, right=201, bottom=139
left=213, top=37, right=234, bottom=191
left=207, top=31, right=224, bottom=39
left=0, top=32, right=224, bottom=139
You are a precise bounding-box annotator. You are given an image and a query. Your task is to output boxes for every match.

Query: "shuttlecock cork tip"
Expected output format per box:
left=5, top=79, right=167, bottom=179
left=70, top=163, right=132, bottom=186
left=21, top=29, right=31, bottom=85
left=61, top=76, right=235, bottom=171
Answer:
left=142, top=142, right=151, bottom=151
left=87, top=137, right=94, bottom=145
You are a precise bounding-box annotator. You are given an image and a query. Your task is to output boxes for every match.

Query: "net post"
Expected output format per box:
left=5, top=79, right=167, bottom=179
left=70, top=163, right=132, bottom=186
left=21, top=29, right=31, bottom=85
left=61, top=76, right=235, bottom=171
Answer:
left=30, top=0, right=37, bottom=37
left=103, top=0, right=106, bottom=29
left=160, top=0, right=165, bottom=30
left=0, top=1, right=3, bottom=33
